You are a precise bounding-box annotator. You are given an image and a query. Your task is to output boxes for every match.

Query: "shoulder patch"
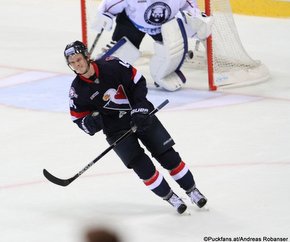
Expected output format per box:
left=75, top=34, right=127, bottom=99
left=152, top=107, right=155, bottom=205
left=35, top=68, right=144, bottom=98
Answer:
left=69, top=87, right=78, bottom=98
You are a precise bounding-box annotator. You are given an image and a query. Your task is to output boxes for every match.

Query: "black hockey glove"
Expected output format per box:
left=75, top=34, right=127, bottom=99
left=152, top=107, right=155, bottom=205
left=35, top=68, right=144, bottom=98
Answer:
left=130, top=107, right=153, bottom=133
left=81, top=112, right=102, bottom=136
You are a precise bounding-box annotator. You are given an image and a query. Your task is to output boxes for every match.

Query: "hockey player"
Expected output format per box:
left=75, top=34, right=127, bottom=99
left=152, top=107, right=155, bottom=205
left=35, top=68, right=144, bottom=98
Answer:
left=91, top=0, right=213, bottom=91
left=64, top=40, right=207, bottom=214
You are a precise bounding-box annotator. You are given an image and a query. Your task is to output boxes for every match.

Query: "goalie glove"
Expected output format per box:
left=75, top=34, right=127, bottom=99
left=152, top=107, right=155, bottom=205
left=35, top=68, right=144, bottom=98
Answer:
left=180, top=11, right=213, bottom=40
left=91, top=12, right=114, bottom=34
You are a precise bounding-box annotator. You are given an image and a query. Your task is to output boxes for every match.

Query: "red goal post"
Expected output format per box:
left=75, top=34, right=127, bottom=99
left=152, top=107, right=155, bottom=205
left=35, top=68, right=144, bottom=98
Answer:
left=80, top=0, right=88, bottom=47
left=204, top=0, right=216, bottom=90
left=198, top=0, right=270, bottom=90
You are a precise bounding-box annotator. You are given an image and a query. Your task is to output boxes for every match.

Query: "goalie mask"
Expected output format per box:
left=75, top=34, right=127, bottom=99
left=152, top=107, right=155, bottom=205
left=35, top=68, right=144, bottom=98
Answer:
left=64, top=40, right=89, bottom=64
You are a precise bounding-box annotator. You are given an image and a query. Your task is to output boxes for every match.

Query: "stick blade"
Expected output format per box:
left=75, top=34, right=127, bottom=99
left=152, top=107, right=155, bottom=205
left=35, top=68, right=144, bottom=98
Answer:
left=43, top=169, right=74, bottom=187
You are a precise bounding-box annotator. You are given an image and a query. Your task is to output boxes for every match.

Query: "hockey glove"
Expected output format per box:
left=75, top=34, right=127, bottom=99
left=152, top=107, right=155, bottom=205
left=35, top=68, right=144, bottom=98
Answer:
left=179, top=11, right=213, bottom=40
left=130, top=107, right=153, bottom=133
left=91, top=12, right=114, bottom=34
left=81, top=112, right=103, bottom=136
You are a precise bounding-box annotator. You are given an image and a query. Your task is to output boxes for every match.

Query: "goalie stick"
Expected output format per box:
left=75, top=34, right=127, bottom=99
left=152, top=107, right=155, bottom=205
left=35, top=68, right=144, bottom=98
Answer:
left=43, top=99, right=169, bottom=187
left=88, top=29, right=104, bottom=56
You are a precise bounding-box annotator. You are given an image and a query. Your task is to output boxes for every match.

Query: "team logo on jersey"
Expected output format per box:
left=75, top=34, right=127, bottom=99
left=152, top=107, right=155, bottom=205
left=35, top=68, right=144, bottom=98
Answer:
left=103, top=85, right=132, bottom=111
left=144, top=2, right=171, bottom=26
left=69, top=87, right=78, bottom=98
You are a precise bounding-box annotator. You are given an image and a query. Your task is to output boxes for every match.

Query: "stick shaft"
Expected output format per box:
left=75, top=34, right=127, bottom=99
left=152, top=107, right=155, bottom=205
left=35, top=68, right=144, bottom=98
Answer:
left=88, top=29, right=104, bottom=56
left=43, top=99, right=169, bottom=186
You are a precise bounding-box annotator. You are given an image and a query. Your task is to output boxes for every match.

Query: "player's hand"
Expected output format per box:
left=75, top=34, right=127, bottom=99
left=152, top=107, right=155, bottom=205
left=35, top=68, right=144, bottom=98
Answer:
left=130, top=107, right=152, bottom=133
left=196, top=12, right=213, bottom=40
left=91, top=12, right=114, bottom=33
left=82, top=112, right=102, bottom=136
left=179, top=10, right=213, bottom=40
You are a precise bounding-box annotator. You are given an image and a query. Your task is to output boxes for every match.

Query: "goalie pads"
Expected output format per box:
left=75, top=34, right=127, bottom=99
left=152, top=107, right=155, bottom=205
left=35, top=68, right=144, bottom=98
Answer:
left=178, top=11, right=214, bottom=40
left=101, top=37, right=141, bottom=65
left=149, top=18, right=188, bottom=92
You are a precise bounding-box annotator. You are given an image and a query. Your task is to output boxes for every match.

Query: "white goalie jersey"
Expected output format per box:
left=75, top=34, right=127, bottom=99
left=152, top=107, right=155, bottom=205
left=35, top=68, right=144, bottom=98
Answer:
left=98, top=0, right=201, bottom=35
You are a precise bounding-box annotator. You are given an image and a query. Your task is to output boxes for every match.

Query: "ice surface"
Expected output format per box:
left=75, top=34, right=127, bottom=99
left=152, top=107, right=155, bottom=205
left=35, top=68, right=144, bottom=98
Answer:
left=0, top=1, right=290, bottom=242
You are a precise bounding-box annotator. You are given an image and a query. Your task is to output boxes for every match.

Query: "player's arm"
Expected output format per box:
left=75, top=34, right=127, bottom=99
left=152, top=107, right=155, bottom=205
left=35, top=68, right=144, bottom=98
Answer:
left=91, top=0, right=128, bottom=33
left=98, top=0, right=127, bottom=15
left=181, top=0, right=201, bottom=16
left=70, top=99, right=103, bottom=136
left=116, top=59, right=150, bottom=106
left=116, top=59, right=154, bottom=132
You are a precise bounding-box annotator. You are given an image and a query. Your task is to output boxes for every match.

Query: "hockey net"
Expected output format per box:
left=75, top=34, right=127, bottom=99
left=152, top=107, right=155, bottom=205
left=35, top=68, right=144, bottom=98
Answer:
left=80, top=0, right=270, bottom=91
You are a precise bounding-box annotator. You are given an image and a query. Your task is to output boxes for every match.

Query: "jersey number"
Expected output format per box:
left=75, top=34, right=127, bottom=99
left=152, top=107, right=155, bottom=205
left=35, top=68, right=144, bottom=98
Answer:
left=118, top=60, right=130, bottom=68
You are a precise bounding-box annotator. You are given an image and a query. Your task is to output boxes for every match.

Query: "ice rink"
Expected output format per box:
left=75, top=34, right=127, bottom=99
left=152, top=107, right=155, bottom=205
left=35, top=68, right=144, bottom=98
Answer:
left=0, top=1, right=290, bottom=242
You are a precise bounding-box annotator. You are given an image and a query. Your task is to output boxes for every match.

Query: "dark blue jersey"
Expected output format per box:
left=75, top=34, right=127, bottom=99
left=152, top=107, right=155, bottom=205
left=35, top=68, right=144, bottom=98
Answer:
left=69, top=56, right=154, bottom=136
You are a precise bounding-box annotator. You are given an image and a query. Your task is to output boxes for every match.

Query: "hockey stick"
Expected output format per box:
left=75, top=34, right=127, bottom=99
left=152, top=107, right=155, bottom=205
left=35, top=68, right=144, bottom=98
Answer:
left=88, top=29, right=104, bottom=56
left=43, top=99, right=169, bottom=187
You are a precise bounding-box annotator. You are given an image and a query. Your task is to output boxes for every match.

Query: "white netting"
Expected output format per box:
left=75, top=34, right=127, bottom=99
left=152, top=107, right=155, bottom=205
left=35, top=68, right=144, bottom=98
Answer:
left=193, top=0, right=270, bottom=88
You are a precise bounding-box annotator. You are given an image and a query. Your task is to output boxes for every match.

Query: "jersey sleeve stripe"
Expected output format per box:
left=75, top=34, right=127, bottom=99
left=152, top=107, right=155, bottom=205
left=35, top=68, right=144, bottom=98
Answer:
left=70, top=110, right=91, bottom=121
left=131, top=66, right=142, bottom=84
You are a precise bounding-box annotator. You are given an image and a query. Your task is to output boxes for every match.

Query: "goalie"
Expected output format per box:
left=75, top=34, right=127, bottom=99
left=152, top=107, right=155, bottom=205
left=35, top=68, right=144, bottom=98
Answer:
left=92, top=0, right=213, bottom=91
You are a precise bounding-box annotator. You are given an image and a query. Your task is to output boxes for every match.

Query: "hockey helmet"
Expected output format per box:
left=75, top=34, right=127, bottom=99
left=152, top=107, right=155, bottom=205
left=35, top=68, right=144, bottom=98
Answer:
left=64, top=40, right=89, bottom=63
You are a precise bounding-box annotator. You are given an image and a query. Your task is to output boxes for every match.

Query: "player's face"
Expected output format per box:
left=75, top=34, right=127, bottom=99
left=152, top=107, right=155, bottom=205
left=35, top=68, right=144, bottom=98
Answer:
left=67, top=54, right=89, bottom=74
